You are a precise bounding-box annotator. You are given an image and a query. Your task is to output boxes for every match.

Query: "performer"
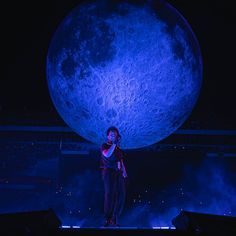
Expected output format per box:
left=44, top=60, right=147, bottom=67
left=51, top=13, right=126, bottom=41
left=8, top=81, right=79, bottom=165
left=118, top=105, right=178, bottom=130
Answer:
left=100, top=126, right=128, bottom=227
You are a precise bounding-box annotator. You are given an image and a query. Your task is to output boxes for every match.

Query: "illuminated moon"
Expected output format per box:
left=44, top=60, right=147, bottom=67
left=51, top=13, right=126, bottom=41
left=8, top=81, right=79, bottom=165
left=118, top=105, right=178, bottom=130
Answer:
left=47, top=0, right=202, bottom=149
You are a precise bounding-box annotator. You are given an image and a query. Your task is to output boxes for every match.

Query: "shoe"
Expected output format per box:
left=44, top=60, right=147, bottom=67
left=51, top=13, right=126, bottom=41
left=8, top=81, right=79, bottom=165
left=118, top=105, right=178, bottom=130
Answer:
left=103, top=218, right=112, bottom=227
left=110, top=216, right=120, bottom=227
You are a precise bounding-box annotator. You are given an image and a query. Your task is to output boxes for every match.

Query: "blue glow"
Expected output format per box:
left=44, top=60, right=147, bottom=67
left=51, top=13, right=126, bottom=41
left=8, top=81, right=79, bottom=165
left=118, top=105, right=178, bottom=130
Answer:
left=1, top=134, right=236, bottom=227
left=1, top=125, right=236, bottom=136
left=46, top=0, right=202, bottom=149
left=61, top=225, right=71, bottom=228
left=152, top=226, right=175, bottom=229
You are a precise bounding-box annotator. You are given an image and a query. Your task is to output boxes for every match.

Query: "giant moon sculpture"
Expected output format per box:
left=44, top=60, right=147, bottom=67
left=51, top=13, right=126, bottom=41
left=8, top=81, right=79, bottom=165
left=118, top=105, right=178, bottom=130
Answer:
left=46, top=0, right=202, bottom=149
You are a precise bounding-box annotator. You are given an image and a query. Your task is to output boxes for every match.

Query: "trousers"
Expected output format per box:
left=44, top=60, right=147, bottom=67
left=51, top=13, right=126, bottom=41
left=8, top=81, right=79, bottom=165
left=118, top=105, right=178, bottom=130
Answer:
left=101, top=168, right=126, bottom=221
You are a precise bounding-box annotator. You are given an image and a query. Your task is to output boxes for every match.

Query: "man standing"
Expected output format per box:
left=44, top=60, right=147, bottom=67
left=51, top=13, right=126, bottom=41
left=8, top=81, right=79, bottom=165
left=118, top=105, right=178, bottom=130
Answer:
left=100, top=126, right=128, bottom=227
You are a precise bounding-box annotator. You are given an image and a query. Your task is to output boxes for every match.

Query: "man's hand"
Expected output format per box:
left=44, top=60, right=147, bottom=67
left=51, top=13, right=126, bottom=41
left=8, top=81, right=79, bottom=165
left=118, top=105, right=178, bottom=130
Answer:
left=113, top=136, right=121, bottom=145
left=113, top=139, right=118, bottom=145
left=122, top=172, right=128, bottom=178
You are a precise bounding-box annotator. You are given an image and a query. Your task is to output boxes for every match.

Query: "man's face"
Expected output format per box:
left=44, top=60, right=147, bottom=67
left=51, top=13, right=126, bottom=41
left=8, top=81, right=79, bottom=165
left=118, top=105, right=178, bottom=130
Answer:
left=107, top=130, right=118, bottom=143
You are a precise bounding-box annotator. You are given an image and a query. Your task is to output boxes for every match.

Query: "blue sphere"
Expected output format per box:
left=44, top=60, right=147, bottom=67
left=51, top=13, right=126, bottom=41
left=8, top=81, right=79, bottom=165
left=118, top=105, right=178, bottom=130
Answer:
left=47, top=0, right=202, bottom=149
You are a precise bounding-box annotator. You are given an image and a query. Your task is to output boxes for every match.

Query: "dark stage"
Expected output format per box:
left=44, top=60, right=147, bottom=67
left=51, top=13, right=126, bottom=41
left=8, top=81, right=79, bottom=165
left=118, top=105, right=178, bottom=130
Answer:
left=0, top=0, right=235, bottom=235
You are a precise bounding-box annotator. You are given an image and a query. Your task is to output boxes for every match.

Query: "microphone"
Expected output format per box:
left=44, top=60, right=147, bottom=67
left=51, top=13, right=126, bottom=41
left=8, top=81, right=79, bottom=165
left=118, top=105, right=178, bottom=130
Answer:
left=114, top=135, right=121, bottom=146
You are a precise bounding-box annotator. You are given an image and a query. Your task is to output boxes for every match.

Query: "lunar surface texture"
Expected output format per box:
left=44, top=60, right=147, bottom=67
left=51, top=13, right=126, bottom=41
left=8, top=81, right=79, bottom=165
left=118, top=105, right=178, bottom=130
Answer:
left=47, top=0, right=202, bottom=149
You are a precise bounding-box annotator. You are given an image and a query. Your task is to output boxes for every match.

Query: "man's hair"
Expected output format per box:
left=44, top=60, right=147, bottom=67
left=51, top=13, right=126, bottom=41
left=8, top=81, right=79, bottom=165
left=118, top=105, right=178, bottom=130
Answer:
left=106, top=126, right=120, bottom=137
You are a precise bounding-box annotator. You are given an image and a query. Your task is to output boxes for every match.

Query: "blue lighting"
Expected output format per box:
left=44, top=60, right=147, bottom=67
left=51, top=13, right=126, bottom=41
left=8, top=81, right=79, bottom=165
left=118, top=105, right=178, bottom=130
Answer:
left=152, top=226, right=175, bottom=229
left=46, top=0, right=202, bottom=149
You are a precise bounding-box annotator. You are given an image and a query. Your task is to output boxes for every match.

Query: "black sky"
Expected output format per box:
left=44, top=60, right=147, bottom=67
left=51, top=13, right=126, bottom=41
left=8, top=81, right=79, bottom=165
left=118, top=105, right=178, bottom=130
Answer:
left=1, top=0, right=235, bottom=129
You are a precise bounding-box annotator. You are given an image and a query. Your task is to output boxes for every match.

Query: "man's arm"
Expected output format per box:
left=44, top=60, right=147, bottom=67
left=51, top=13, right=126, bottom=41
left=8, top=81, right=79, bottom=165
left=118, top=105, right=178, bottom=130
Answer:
left=120, top=159, right=128, bottom=178
left=102, top=143, right=116, bottom=158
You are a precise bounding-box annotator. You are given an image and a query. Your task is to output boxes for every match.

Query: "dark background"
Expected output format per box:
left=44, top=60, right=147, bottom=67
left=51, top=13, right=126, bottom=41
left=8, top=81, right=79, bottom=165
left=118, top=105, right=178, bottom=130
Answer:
left=1, top=0, right=235, bottom=129
left=0, top=1, right=235, bottom=226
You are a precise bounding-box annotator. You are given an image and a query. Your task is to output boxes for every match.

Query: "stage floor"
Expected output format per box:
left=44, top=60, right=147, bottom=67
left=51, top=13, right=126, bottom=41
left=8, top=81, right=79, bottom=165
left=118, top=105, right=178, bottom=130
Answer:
left=57, top=227, right=191, bottom=236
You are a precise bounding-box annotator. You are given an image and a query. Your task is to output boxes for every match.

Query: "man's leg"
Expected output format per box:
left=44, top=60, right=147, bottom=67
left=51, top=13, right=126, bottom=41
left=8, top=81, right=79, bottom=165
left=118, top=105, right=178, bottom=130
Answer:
left=111, top=172, right=126, bottom=225
left=102, top=169, right=116, bottom=225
